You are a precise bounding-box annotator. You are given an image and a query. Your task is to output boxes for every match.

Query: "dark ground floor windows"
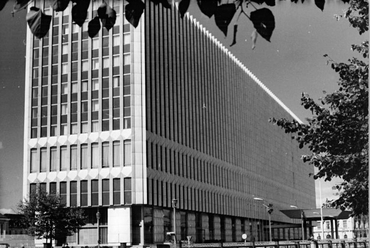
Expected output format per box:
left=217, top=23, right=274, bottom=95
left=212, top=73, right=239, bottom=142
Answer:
left=54, top=205, right=304, bottom=246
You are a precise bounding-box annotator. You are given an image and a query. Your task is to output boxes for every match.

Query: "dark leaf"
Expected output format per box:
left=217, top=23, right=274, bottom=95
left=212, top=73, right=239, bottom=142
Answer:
left=179, top=0, right=191, bottom=18
left=230, top=24, right=238, bottom=46
left=265, top=0, right=276, bottom=6
left=150, top=0, right=171, bottom=8
left=197, top=0, right=219, bottom=18
left=250, top=8, right=275, bottom=42
left=12, top=0, right=32, bottom=14
left=250, top=0, right=264, bottom=4
left=88, top=16, right=101, bottom=38
left=315, top=0, right=325, bottom=11
left=72, top=3, right=88, bottom=27
left=73, top=0, right=90, bottom=8
left=26, top=7, right=52, bottom=39
left=100, top=4, right=116, bottom=31
left=53, top=0, right=70, bottom=12
left=126, top=0, right=145, bottom=28
left=98, top=2, right=108, bottom=19
left=214, top=4, right=236, bottom=36
left=0, top=0, right=9, bottom=11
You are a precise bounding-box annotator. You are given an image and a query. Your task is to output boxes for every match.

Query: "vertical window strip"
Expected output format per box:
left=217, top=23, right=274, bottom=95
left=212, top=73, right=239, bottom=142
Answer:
left=102, top=142, right=110, bottom=168
left=81, top=144, right=88, bottom=169
left=80, top=180, right=88, bottom=206
left=91, top=179, right=99, bottom=206
left=40, top=148, right=47, bottom=172
left=50, top=147, right=57, bottom=171
left=91, top=143, right=99, bottom=168
left=70, top=145, right=77, bottom=170
left=124, top=140, right=131, bottom=166
left=102, top=179, right=109, bottom=205
left=124, top=177, right=132, bottom=204
left=113, top=178, right=120, bottom=205
left=60, top=182, right=67, bottom=205
left=60, top=146, right=68, bottom=171
left=113, top=141, right=120, bottom=167
left=30, top=149, right=38, bottom=173
left=70, top=181, right=77, bottom=206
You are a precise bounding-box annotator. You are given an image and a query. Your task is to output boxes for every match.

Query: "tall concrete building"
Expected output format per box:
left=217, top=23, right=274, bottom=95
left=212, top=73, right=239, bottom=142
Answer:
left=23, top=0, right=315, bottom=245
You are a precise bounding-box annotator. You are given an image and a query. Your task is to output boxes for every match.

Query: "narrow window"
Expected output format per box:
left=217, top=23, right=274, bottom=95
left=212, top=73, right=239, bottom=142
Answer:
left=91, top=143, right=99, bottom=168
left=124, top=177, right=131, bottom=204
left=80, top=144, right=88, bottom=169
left=124, top=140, right=131, bottom=166
left=70, top=145, right=77, bottom=170
left=50, top=147, right=57, bottom=171
left=40, top=148, right=47, bottom=172
left=70, top=181, right=77, bottom=206
left=113, top=141, right=120, bottom=167
left=60, top=146, right=68, bottom=171
left=80, top=180, right=88, bottom=206
left=113, top=178, right=120, bottom=205
left=30, top=183, right=37, bottom=196
left=49, top=182, right=57, bottom=196
left=102, top=179, right=109, bottom=206
left=30, top=149, right=38, bottom=173
left=102, top=142, right=110, bottom=168
left=91, top=179, right=99, bottom=206
left=60, top=182, right=67, bottom=205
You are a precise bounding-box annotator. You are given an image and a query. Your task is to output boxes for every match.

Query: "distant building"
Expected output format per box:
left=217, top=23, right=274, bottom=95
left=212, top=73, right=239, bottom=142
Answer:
left=313, top=214, right=369, bottom=240
left=23, top=0, right=315, bottom=245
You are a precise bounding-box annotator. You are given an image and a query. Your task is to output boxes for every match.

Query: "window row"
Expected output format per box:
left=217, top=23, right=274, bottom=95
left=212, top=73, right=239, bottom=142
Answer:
left=29, top=140, right=131, bottom=173
left=30, top=75, right=131, bottom=138
left=32, top=49, right=131, bottom=85
left=30, top=177, right=131, bottom=207
left=147, top=178, right=246, bottom=217
left=147, top=142, right=245, bottom=192
left=32, top=0, right=128, bottom=50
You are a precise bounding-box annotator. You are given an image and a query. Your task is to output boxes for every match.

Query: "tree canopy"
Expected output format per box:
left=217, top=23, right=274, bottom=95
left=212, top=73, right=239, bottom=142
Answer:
left=270, top=0, right=368, bottom=215
left=1, top=0, right=368, bottom=47
left=18, top=189, right=86, bottom=245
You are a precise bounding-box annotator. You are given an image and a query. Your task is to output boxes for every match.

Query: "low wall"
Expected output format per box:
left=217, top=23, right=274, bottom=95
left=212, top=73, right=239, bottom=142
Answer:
left=0, top=235, right=35, bottom=248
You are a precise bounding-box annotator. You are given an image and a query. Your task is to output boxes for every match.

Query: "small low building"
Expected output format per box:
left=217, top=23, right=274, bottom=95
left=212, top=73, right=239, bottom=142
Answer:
left=280, top=208, right=352, bottom=240
left=313, top=214, right=369, bottom=240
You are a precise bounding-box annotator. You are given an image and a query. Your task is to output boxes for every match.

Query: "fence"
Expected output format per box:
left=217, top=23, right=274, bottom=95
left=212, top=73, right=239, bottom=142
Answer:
left=178, top=240, right=368, bottom=248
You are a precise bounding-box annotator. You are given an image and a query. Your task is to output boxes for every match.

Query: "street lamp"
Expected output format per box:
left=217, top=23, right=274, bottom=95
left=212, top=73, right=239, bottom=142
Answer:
left=172, top=199, right=178, bottom=247
left=254, top=197, right=273, bottom=242
left=96, top=208, right=101, bottom=247
left=290, top=205, right=305, bottom=241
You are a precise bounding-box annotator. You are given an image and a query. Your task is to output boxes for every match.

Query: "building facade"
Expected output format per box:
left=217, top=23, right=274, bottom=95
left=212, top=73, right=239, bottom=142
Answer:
left=313, top=216, right=369, bottom=240
left=23, top=0, right=315, bottom=246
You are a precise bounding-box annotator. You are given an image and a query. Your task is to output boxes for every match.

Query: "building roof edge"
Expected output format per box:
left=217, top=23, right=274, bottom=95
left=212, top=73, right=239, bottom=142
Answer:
left=185, top=13, right=303, bottom=124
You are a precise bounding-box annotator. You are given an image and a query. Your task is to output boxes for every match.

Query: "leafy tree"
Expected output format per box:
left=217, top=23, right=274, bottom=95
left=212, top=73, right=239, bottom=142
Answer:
left=1, top=0, right=368, bottom=48
left=18, top=189, right=86, bottom=246
left=270, top=0, right=368, bottom=216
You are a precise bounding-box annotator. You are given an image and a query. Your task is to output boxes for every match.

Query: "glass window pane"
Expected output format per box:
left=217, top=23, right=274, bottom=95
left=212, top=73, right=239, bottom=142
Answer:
left=30, top=149, right=38, bottom=173
left=102, top=142, right=110, bottom=168
left=60, top=146, right=68, bottom=170
left=81, top=144, right=88, bottom=169
left=124, top=140, right=131, bottom=166
left=113, top=141, right=120, bottom=167
left=50, top=147, right=57, bottom=171
left=91, top=143, right=99, bottom=168
left=40, top=148, right=47, bottom=172
left=70, top=145, right=77, bottom=170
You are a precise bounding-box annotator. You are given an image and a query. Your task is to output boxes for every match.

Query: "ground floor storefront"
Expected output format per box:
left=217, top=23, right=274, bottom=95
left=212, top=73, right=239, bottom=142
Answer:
left=65, top=206, right=305, bottom=246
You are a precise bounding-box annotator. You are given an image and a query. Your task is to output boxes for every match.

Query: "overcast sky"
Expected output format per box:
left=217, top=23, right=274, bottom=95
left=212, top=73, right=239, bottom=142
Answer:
left=0, top=0, right=364, bottom=211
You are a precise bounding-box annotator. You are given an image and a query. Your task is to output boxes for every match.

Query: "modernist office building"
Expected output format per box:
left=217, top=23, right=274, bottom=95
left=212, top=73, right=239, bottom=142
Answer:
left=23, top=0, right=315, bottom=245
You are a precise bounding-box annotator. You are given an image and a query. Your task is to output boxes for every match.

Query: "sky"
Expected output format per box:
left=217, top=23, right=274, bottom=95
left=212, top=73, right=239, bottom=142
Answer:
left=0, top=0, right=364, bottom=212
